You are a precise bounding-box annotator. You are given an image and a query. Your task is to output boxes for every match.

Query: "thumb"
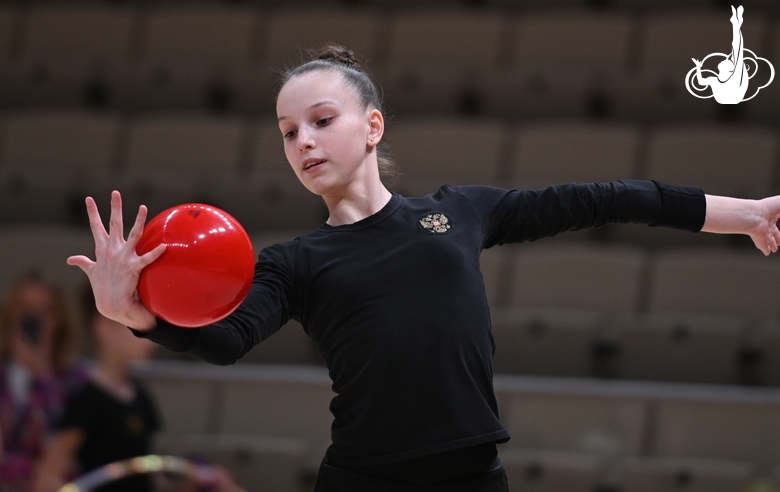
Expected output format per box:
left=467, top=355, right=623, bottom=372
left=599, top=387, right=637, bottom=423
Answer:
left=66, top=255, right=95, bottom=274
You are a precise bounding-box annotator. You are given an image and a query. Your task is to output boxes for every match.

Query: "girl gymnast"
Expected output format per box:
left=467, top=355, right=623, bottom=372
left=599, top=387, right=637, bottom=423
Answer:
left=68, top=46, right=780, bottom=492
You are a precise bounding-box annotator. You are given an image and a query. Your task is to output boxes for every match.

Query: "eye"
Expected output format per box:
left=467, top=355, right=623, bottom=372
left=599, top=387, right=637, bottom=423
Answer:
left=283, top=130, right=296, bottom=139
left=316, top=117, right=333, bottom=126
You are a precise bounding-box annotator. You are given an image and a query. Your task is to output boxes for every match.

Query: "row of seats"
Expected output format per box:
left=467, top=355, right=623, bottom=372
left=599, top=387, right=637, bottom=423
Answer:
left=482, top=242, right=780, bottom=386
left=0, top=6, right=778, bottom=120
left=4, top=0, right=780, bottom=11
left=0, top=111, right=777, bottom=229
left=3, top=226, right=778, bottom=385
left=1, top=5, right=776, bottom=68
left=136, top=361, right=780, bottom=492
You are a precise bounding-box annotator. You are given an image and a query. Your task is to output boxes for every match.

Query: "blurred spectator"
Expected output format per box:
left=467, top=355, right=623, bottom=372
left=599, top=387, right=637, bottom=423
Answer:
left=33, top=284, right=160, bottom=492
left=32, top=285, right=246, bottom=492
left=0, top=273, right=86, bottom=492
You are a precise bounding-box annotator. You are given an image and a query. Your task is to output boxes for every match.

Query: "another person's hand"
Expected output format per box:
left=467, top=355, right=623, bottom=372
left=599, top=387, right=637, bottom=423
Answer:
left=66, top=191, right=165, bottom=331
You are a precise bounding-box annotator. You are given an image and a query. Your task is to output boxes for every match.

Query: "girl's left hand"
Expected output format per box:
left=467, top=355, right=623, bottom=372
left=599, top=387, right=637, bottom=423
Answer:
left=749, top=196, right=780, bottom=256
left=703, top=194, right=780, bottom=256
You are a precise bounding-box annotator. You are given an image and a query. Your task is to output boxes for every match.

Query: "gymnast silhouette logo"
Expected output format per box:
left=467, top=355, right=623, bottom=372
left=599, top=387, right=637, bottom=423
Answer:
left=685, top=5, right=774, bottom=104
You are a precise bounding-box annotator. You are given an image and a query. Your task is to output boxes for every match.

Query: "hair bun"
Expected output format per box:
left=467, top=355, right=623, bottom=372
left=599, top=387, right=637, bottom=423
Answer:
left=315, top=44, right=362, bottom=70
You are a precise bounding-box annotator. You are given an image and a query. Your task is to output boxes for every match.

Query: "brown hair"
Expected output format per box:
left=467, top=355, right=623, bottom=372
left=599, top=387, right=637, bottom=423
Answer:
left=0, top=273, right=79, bottom=371
left=276, top=45, right=399, bottom=183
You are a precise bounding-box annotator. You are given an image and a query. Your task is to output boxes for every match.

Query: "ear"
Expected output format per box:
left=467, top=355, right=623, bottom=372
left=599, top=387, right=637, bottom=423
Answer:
left=366, top=108, right=384, bottom=148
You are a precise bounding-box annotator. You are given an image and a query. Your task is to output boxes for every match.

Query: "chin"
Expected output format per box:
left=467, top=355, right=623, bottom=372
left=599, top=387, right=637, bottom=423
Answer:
left=302, top=177, right=346, bottom=198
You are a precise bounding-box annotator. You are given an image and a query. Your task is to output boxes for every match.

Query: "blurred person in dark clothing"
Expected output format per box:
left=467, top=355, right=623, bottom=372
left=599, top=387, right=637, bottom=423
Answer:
left=0, top=273, right=86, bottom=492
left=33, top=284, right=159, bottom=492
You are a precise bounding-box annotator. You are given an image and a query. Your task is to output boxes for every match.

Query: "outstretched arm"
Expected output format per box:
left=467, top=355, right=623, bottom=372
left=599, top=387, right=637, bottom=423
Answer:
left=692, top=58, right=710, bottom=86
left=702, top=194, right=780, bottom=255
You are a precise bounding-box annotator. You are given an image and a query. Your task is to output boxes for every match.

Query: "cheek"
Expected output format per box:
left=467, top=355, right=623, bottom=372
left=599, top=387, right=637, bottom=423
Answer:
left=38, top=316, right=58, bottom=343
left=283, top=141, right=300, bottom=168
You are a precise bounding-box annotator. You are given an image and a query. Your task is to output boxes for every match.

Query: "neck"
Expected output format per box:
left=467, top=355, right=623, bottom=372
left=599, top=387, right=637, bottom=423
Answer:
left=321, top=173, right=393, bottom=227
left=91, top=354, right=134, bottom=402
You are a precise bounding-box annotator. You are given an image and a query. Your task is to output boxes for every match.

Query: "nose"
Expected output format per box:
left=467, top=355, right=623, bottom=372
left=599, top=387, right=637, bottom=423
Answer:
left=297, top=126, right=315, bottom=153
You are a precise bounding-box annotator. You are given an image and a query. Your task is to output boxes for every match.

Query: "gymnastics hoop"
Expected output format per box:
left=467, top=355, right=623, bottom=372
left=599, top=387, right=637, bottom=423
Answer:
left=56, top=455, right=218, bottom=492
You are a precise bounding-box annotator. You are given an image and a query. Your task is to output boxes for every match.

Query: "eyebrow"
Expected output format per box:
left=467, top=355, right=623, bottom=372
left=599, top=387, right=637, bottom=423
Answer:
left=278, top=101, right=337, bottom=121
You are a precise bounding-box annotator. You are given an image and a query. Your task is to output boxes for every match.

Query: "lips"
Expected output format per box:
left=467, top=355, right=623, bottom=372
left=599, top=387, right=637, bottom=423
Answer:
left=302, top=158, right=326, bottom=172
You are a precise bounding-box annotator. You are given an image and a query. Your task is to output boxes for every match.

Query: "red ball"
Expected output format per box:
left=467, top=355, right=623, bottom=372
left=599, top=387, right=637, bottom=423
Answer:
left=135, top=204, right=255, bottom=328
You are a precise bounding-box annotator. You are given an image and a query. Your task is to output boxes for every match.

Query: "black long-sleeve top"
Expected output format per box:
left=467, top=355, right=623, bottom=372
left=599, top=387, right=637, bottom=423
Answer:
left=134, top=181, right=706, bottom=467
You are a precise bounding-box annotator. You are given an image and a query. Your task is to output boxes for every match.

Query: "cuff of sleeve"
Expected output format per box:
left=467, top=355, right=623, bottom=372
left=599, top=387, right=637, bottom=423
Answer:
left=650, top=181, right=707, bottom=232
left=128, top=317, right=200, bottom=352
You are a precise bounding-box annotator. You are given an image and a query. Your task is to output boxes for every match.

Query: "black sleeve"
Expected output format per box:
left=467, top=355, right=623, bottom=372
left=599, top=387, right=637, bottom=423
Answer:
left=452, top=180, right=706, bottom=248
left=131, top=243, right=297, bottom=366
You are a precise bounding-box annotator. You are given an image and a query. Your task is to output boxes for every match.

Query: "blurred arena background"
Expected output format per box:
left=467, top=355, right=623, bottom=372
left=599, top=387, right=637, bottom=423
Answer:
left=1, top=0, right=780, bottom=490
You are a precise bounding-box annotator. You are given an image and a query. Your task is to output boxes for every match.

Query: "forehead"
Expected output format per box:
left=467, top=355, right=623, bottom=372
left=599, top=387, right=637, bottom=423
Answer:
left=276, top=69, right=360, bottom=116
left=17, top=282, right=54, bottom=309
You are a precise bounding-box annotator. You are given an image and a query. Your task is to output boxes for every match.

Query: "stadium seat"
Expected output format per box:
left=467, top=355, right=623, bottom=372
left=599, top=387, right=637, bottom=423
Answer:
left=0, top=110, right=120, bottom=224
left=652, top=397, right=778, bottom=463
left=211, top=122, right=327, bottom=231
left=264, top=10, right=379, bottom=67
left=648, top=248, right=780, bottom=319
left=483, top=12, right=633, bottom=119
left=385, top=118, right=506, bottom=196
left=618, top=457, right=755, bottom=492
left=232, top=9, right=379, bottom=116
left=500, top=391, right=646, bottom=455
left=0, top=226, right=95, bottom=307
left=519, top=11, right=631, bottom=87
left=610, top=0, right=713, bottom=8
left=138, top=362, right=324, bottom=492
left=141, top=377, right=217, bottom=436
left=367, top=0, right=467, bottom=6
left=500, top=448, right=604, bottom=492
left=643, top=125, right=778, bottom=198
left=0, top=5, right=136, bottom=109
left=506, top=243, right=647, bottom=312
left=0, top=7, right=16, bottom=68
left=181, top=435, right=316, bottom=492
left=218, top=370, right=334, bottom=445
left=616, top=312, right=747, bottom=385
left=111, top=6, right=257, bottom=112
left=380, top=11, right=505, bottom=115
left=121, top=114, right=248, bottom=219
left=509, top=122, right=640, bottom=190
left=748, top=18, right=780, bottom=125
left=609, top=12, right=769, bottom=121
left=491, top=307, right=602, bottom=378
left=747, top=318, right=780, bottom=387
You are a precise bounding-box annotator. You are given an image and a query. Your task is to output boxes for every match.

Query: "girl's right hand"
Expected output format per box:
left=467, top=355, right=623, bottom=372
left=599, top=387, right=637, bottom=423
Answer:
left=66, top=191, right=166, bottom=331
